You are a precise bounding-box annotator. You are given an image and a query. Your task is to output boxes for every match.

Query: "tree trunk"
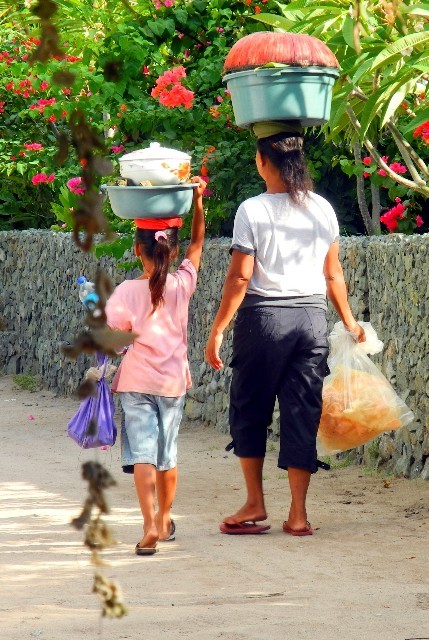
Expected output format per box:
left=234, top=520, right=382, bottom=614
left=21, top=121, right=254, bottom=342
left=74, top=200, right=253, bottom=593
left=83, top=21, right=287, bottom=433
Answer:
left=353, top=142, right=374, bottom=234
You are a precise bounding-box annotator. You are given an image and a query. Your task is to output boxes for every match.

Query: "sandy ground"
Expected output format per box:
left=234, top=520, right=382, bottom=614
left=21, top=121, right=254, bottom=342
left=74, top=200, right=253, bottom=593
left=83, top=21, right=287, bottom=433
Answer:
left=0, top=374, right=428, bottom=640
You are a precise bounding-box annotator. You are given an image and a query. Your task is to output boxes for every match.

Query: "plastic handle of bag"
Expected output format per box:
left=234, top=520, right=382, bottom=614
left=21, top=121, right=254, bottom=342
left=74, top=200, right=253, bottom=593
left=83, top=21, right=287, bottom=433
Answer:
left=96, top=352, right=108, bottom=380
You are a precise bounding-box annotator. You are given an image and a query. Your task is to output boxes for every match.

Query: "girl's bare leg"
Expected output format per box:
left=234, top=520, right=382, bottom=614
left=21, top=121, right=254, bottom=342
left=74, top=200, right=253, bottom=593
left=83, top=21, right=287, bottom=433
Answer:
left=134, top=463, right=158, bottom=548
left=223, top=457, right=268, bottom=524
left=156, top=466, right=177, bottom=539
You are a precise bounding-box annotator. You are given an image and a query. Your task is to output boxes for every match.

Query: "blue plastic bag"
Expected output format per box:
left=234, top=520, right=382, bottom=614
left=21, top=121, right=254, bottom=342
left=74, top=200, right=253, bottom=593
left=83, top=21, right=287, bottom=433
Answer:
left=67, top=353, right=116, bottom=449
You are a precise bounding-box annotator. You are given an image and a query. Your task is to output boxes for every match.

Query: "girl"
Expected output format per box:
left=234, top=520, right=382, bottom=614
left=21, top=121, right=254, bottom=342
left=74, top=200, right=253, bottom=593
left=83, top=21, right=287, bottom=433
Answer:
left=106, top=176, right=206, bottom=555
left=206, top=124, right=365, bottom=536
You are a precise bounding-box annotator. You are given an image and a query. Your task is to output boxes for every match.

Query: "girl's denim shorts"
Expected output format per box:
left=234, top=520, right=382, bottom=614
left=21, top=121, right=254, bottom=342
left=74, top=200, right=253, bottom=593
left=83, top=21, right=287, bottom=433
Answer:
left=119, top=392, right=185, bottom=473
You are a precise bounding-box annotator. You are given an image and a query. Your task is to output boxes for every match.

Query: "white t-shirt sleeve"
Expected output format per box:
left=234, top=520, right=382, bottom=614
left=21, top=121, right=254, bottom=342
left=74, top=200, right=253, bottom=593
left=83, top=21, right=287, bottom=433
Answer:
left=326, top=200, right=340, bottom=242
left=230, top=203, right=256, bottom=256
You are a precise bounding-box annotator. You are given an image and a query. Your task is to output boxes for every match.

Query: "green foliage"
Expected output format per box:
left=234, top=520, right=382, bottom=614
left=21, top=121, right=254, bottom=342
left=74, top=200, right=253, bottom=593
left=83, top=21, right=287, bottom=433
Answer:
left=1, top=0, right=284, bottom=237
left=12, top=372, right=41, bottom=392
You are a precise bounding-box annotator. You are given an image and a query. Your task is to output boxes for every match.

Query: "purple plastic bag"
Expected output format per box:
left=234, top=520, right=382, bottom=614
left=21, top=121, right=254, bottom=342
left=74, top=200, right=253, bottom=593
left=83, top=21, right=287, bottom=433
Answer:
left=67, top=353, right=117, bottom=449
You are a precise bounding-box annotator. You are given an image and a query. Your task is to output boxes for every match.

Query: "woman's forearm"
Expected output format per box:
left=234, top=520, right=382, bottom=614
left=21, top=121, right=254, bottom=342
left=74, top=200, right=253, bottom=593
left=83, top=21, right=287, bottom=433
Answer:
left=211, top=273, right=249, bottom=334
left=326, top=275, right=356, bottom=328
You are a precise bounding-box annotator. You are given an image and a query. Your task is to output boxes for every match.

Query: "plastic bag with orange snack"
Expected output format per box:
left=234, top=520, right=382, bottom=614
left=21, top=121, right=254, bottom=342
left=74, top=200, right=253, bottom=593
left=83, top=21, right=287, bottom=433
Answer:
left=317, top=322, right=414, bottom=455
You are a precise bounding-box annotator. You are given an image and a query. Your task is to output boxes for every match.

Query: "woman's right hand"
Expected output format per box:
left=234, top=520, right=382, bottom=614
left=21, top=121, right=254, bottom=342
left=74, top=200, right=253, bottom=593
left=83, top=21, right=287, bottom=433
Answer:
left=344, top=320, right=366, bottom=343
left=205, top=330, right=224, bottom=370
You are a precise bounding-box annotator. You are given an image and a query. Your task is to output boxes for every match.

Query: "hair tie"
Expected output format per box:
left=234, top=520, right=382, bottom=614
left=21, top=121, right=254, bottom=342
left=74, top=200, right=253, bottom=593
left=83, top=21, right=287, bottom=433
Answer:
left=154, top=230, right=168, bottom=242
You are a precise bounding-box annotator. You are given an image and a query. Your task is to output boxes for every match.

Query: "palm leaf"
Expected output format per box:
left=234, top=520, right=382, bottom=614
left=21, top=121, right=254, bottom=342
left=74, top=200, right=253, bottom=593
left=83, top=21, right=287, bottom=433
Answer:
left=358, top=32, right=429, bottom=81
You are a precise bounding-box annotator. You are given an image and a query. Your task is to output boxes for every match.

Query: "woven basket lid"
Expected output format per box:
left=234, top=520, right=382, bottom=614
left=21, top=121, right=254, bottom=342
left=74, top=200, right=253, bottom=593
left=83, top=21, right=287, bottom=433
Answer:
left=224, top=31, right=339, bottom=73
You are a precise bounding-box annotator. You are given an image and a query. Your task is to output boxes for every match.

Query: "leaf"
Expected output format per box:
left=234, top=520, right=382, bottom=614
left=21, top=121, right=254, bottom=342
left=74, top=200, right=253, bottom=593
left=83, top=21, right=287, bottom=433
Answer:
left=359, top=70, right=416, bottom=139
left=401, top=4, right=429, bottom=17
left=380, top=79, right=417, bottom=128
left=342, top=14, right=356, bottom=50
left=251, top=13, right=299, bottom=31
left=365, top=32, right=429, bottom=78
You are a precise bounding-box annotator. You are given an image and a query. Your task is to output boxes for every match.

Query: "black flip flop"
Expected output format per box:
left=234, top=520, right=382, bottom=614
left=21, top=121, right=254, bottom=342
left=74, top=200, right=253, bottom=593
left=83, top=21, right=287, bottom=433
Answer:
left=135, top=543, right=158, bottom=556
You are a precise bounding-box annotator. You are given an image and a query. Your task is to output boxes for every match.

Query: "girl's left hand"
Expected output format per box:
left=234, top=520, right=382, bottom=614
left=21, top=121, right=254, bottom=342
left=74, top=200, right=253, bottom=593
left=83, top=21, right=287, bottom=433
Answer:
left=205, top=330, right=224, bottom=370
left=191, top=175, right=207, bottom=199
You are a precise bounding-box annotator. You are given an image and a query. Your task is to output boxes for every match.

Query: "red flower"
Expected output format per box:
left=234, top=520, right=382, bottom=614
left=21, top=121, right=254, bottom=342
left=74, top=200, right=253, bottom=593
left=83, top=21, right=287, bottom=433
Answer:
left=389, top=162, right=406, bottom=174
left=380, top=202, right=406, bottom=232
left=32, top=173, right=55, bottom=185
left=362, top=156, right=371, bottom=166
left=416, top=215, right=424, bottom=228
left=413, top=121, right=429, bottom=143
left=24, top=142, right=43, bottom=151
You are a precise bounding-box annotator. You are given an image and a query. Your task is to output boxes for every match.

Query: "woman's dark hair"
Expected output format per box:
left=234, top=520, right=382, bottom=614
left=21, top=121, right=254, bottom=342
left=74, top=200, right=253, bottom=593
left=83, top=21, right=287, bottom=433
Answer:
left=256, top=133, right=313, bottom=204
left=135, top=227, right=179, bottom=312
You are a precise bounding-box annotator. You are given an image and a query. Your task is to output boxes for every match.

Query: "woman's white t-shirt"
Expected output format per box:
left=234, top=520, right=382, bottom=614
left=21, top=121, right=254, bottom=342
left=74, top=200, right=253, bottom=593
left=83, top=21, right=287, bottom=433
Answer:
left=231, top=191, right=339, bottom=298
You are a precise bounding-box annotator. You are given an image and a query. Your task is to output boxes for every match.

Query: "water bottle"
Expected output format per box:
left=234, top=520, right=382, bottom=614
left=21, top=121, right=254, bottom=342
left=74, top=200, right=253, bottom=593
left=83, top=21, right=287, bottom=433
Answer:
left=77, top=276, right=99, bottom=312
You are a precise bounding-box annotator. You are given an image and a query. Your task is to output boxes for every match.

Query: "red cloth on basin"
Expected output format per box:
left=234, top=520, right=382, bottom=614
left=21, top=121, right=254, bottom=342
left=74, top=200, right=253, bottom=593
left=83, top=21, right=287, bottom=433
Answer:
left=134, top=217, right=183, bottom=229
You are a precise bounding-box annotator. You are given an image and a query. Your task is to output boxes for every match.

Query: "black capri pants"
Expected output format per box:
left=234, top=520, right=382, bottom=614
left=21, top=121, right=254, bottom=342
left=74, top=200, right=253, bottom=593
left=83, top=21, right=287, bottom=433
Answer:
left=229, top=306, right=329, bottom=474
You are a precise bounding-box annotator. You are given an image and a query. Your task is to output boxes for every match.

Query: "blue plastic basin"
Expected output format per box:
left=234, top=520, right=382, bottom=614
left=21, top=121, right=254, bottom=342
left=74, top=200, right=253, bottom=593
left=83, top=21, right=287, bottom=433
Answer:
left=101, top=184, right=196, bottom=219
left=223, top=66, right=339, bottom=128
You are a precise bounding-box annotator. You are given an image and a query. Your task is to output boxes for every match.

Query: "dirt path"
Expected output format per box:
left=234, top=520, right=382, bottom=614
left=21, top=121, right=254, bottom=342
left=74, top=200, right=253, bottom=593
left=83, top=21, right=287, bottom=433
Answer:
left=0, top=375, right=428, bottom=640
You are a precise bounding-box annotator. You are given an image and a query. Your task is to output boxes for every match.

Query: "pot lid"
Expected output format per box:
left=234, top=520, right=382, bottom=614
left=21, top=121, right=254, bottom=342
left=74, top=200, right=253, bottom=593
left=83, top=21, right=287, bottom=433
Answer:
left=119, top=141, right=191, bottom=162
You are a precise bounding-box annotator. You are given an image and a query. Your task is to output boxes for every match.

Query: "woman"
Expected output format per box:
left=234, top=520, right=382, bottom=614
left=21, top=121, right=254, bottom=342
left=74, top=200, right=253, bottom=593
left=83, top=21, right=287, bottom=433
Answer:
left=205, top=124, right=365, bottom=536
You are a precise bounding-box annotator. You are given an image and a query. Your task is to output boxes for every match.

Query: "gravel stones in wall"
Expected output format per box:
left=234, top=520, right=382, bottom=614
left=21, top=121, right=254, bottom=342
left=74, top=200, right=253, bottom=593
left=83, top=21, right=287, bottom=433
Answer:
left=365, top=235, right=429, bottom=479
left=0, top=230, right=126, bottom=395
left=0, top=230, right=428, bottom=479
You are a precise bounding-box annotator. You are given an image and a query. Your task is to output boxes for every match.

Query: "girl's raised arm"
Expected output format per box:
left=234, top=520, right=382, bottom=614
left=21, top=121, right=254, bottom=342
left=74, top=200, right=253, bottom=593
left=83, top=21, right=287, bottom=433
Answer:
left=185, top=176, right=206, bottom=272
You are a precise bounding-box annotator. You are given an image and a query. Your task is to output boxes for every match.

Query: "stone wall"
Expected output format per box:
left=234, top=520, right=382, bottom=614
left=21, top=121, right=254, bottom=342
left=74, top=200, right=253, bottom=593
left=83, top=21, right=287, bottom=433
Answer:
left=0, top=230, right=428, bottom=479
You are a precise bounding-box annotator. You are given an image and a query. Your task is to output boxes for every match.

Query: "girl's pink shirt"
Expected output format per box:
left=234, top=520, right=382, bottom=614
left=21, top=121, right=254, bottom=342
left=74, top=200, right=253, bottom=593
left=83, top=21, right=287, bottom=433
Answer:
left=105, top=259, right=197, bottom=397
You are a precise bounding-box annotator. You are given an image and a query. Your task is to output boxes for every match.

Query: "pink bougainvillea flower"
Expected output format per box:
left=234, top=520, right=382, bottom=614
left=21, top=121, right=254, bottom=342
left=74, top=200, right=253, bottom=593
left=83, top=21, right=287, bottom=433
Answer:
left=363, top=171, right=370, bottom=178
left=389, top=162, right=407, bottom=174
left=380, top=211, right=398, bottom=232
left=111, top=144, right=125, bottom=154
left=24, top=142, right=43, bottom=151
left=151, top=67, right=194, bottom=109
left=142, top=65, right=149, bottom=75
left=39, top=80, right=49, bottom=90
left=32, top=173, right=55, bottom=185
left=415, top=215, right=424, bottom=228
left=362, top=156, right=372, bottom=166
left=377, top=168, right=387, bottom=177
left=67, top=176, right=86, bottom=195
left=380, top=201, right=407, bottom=232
